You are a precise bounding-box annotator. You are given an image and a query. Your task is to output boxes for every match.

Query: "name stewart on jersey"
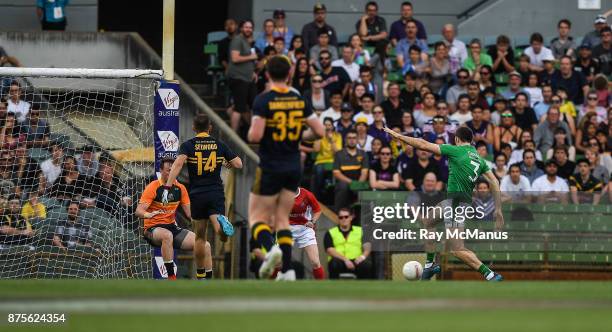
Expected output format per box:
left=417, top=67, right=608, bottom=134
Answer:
left=253, top=87, right=313, bottom=171
left=178, top=132, right=237, bottom=196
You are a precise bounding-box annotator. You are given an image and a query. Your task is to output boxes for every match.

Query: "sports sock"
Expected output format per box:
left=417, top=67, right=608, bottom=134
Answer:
left=251, top=222, right=274, bottom=251
left=312, top=266, right=325, bottom=280
left=276, top=229, right=293, bottom=273
left=205, top=270, right=213, bottom=279
left=478, top=263, right=495, bottom=280
left=196, top=268, right=206, bottom=280
left=164, top=261, right=175, bottom=277
left=425, top=252, right=436, bottom=268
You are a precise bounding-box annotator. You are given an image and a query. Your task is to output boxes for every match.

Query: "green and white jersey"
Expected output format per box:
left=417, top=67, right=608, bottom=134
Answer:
left=440, top=144, right=490, bottom=194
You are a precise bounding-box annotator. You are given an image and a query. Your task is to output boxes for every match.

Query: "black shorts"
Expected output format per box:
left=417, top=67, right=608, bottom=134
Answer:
left=251, top=167, right=301, bottom=196
left=190, top=192, right=226, bottom=220
left=144, top=223, right=189, bottom=249
left=229, top=78, right=256, bottom=114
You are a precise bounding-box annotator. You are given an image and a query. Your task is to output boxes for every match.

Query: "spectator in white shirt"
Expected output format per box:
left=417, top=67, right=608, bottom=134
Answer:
left=531, top=160, right=569, bottom=204
left=332, top=46, right=360, bottom=82
left=7, top=81, right=30, bottom=124
left=500, top=164, right=532, bottom=203
left=523, top=33, right=554, bottom=72
left=441, top=24, right=467, bottom=75
left=320, top=90, right=343, bottom=122
left=353, top=93, right=376, bottom=125
left=40, top=142, right=64, bottom=188
left=449, top=94, right=472, bottom=125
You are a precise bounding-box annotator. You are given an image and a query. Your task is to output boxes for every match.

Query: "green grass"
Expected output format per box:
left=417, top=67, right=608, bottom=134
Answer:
left=1, top=280, right=611, bottom=332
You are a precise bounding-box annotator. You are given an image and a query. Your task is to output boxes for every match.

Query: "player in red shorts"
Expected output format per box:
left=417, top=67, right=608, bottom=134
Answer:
left=289, top=187, right=325, bottom=279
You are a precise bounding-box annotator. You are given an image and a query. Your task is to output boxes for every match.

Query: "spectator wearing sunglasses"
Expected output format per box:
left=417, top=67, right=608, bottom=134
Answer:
left=578, top=91, right=607, bottom=124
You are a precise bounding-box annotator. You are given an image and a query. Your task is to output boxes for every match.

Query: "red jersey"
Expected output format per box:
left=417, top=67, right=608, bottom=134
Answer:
left=289, top=187, right=321, bottom=225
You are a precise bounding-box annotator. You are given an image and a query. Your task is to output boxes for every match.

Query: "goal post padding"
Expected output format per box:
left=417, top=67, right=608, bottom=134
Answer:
left=0, top=67, right=162, bottom=278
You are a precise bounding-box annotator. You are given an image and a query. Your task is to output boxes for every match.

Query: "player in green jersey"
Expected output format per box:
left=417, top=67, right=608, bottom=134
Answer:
left=384, top=126, right=504, bottom=281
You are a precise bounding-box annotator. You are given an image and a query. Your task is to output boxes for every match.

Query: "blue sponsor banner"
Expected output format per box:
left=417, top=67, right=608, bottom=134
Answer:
left=152, top=79, right=180, bottom=279
left=154, top=80, right=180, bottom=173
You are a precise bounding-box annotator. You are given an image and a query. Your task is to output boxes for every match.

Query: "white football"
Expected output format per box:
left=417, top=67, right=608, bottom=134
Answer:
left=402, top=261, right=423, bottom=280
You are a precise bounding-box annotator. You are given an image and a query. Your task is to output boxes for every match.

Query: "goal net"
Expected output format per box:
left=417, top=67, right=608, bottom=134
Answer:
left=0, top=68, right=162, bottom=278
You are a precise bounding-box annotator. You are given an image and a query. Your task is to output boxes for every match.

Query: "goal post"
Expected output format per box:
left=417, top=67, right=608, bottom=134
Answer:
left=0, top=67, right=167, bottom=279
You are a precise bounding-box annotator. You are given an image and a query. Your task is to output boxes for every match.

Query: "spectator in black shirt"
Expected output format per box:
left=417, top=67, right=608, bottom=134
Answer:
left=334, top=103, right=355, bottom=138
left=301, top=3, right=338, bottom=52
left=402, top=149, right=439, bottom=191
left=369, top=146, right=400, bottom=191
left=512, top=92, right=538, bottom=132
left=380, top=82, right=409, bottom=128
left=49, top=155, right=88, bottom=201
left=356, top=1, right=388, bottom=47
left=551, top=145, right=576, bottom=180
left=552, top=56, right=589, bottom=105
left=332, top=130, right=369, bottom=212
left=217, top=19, right=238, bottom=70
left=0, top=196, right=34, bottom=246
left=13, top=141, right=43, bottom=195
left=569, top=159, right=603, bottom=205
left=389, top=1, right=427, bottom=46
left=291, top=57, right=313, bottom=95
left=574, top=45, right=600, bottom=84
left=400, top=71, right=419, bottom=111
left=319, top=50, right=351, bottom=98
left=487, top=35, right=515, bottom=74
left=592, top=26, right=611, bottom=76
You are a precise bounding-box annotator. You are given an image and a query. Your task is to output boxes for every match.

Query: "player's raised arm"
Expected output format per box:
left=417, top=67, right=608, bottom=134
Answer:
left=482, top=170, right=504, bottom=231
left=383, top=127, right=441, bottom=155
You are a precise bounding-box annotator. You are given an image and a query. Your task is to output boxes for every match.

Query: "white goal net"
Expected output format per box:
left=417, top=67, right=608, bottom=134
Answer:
left=0, top=68, right=162, bottom=278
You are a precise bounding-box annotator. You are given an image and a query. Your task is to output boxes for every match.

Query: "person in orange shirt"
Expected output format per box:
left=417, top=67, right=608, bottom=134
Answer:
left=135, top=158, right=211, bottom=280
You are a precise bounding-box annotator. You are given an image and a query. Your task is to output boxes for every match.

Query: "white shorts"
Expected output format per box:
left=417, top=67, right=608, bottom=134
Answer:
left=290, top=224, right=317, bottom=248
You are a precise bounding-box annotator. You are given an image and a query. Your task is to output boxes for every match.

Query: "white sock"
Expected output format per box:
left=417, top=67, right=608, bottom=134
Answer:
left=424, top=262, right=433, bottom=269
left=485, top=271, right=495, bottom=280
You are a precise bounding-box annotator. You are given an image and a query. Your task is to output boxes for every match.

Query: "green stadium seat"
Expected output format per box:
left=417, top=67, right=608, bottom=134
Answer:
left=386, top=71, right=402, bottom=83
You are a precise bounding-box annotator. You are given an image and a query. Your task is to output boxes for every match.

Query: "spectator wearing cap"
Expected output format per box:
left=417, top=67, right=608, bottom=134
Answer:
left=511, top=92, right=538, bottom=132
left=487, top=35, right=515, bottom=74
left=575, top=44, right=601, bottom=84
left=380, top=83, right=409, bottom=129
left=552, top=56, right=589, bottom=105
left=389, top=2, right=427, bottom=46
left=423, top=115, right=454, bottom=144
left=582, top=14, right=609, bottom=48
left=334, top=103, right=355, bottom=138
left=395, top=19, right=428, bottom=75
left=523, top=33, right=554, bottom=72
left=500, top=71, right=525, bottom=100
left=551, top=145, right=576, bottom=180
left=321, top=90, right=343, bottom=122
left=354, top=118, right=373, bottom=151
left=531, top=160, right=569, bottom=204
left=332, top=130, right=369, bottom=212
left=332, top=45, right=360, bottom=82
left=352, top=93, right=376, bottom=125
left=356, top=1, right=388, bottom=47
left=272, top=9, right=294, bottom=46
left=449, top=94, right=472, bottom=125
left=535, top=106, right=572, bottom=157
left=592, top=26, right=611, bottom=76
left=301, top=3, right=338, bottom=52
left=463, top=39, right=492, bottom=74
left=569, top=159, right=603, bottom=205
left=78, top=145, right=99, bottom=178
left=445, top=68, right=469, bottom=113
left=551, top=19, right=576, bottom=60
left=441, top=24, right=467, bottom=75
left=309, top=28, right=339, bottom=70
left=255, top=19, right=275, bottom=52
left=7, top=81, right=30, bottom=124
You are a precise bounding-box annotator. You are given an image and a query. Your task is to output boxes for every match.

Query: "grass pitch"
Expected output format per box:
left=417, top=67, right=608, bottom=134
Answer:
left=1, top=280, right=611, bottom=332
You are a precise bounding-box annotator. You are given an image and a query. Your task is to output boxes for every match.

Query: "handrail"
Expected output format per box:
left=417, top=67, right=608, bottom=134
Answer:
left=456, top=0, right=490, bottom=19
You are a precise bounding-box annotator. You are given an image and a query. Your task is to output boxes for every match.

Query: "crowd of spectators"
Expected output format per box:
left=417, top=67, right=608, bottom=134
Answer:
left=0, top=81, right=134, bottom=250
left=219, top=2, right=611, bottom=214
